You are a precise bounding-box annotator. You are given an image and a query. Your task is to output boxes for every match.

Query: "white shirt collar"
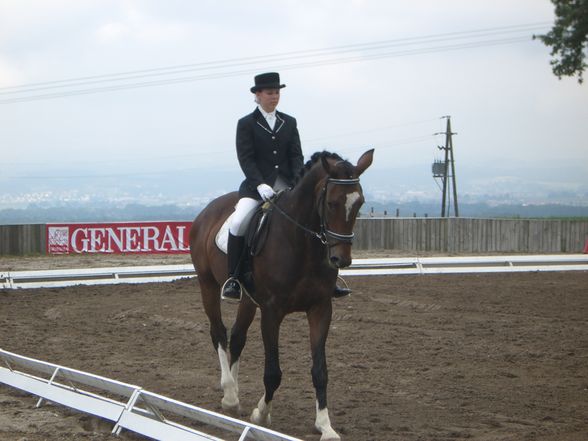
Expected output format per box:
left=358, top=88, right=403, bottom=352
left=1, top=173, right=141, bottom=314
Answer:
left=258, top=105, right=276, bottom=119
left=258, top=105, right=278, bottom=130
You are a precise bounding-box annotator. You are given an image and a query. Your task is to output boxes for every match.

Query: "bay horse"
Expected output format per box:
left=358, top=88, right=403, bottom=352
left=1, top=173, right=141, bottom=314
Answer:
left=189, top=149, right=374, bottom=441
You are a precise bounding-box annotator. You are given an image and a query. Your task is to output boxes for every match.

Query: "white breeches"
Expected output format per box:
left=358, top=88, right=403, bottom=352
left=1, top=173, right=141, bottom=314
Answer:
left=229, top=197, right=260, bottom=236
left=229, top=176, right=289, bottom=236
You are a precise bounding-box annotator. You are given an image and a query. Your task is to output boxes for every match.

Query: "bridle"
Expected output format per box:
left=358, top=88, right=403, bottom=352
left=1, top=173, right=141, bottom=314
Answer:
left=318, top=177, right=360, bottom=246
left=269, top=176, right=360, bottom=247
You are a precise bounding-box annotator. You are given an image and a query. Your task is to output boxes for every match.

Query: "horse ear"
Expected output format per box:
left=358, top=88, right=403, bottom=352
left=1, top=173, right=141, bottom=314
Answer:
left=321, top=155, right=331, bottom=174
left=355, top=148, right=374, bottom=176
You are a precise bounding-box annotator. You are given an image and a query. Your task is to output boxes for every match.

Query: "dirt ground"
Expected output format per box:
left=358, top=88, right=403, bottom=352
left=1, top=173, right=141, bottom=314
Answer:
left=0, top=249, right=526, bottom=271
left=0, top=254, right=587, bottom=441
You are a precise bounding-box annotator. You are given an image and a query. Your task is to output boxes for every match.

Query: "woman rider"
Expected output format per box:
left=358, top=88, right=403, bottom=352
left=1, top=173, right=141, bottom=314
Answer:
left=221, top=72, right=351, bottom=301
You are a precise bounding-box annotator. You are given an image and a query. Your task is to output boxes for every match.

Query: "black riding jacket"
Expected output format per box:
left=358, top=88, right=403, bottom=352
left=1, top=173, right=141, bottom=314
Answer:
left=236, top=107, right=304, bottom=199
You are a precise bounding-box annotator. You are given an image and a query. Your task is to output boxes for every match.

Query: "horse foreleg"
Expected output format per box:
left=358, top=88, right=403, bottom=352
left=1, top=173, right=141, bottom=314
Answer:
left=251, top=310, right=283, bottom=427
left=308, top=301, right=340, bottom=441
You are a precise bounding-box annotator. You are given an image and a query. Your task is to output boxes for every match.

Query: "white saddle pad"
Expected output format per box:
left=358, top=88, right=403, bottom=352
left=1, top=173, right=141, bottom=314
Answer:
left=215, top=212, right=234, bottom=254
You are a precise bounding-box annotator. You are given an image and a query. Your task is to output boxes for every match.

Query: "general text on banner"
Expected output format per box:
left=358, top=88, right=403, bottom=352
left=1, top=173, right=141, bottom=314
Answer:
left=46, top=222, right=192, bottom=254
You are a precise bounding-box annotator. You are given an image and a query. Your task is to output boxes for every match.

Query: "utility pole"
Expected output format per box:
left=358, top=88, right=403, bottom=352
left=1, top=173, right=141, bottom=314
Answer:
left=432, top=116, right=459, bottom=217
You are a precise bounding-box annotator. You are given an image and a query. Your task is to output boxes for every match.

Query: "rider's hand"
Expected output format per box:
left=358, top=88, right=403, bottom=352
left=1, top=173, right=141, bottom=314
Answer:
left=257, top=183, right=276, bottom=201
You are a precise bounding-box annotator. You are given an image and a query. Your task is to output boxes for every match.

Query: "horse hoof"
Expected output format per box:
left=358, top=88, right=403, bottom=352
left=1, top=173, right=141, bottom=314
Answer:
left=221, top=398, right=241, bottom=415
left=318, top=428, right=341, bottom=441
left=251, top=408, right=271, bottom=426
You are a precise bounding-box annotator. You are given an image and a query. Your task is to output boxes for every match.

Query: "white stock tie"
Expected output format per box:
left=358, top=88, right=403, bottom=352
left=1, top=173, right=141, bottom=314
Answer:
left=267, top=114, right=276, bottom=130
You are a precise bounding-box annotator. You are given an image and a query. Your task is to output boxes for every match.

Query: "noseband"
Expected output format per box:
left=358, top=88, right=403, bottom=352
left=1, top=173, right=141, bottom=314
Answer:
left=269, top=176, right=360, bottom=247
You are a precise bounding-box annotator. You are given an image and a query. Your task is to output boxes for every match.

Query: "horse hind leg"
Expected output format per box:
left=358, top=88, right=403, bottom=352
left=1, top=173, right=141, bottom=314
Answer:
left=224, top=299, right=257, bottom=416
left=199, top=275, right=240, bottom=413
left=218, top=343, right=240, bottom=413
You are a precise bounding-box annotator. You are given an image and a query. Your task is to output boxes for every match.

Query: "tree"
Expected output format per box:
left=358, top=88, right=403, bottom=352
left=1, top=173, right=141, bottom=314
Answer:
left=535, top=0, right=588, bottom=83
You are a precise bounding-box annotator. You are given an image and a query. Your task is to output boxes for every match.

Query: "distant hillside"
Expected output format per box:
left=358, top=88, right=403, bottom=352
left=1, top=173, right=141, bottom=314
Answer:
left=363, top=201, right=588, bottom=219
left=1, top=200, right=587, bottom=225
left=0, top=203, right=203, bottom=224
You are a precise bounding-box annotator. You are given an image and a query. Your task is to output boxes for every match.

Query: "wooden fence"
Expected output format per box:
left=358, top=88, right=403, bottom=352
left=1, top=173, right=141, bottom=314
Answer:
left=353, top=218, right=588, bottom=253
left=0, top=224, right=46, bottom=256
left=1, top=218, right=587, bottom=256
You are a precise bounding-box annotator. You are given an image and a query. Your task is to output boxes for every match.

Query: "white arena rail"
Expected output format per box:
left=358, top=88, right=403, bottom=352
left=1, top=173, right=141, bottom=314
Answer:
left=0, top=264, right=196, bottom=289
left=0, top=348, right=302, bottom=441
left=1, top=255, right=587, bottom=289
left=341, top=254, right=588, bottom=276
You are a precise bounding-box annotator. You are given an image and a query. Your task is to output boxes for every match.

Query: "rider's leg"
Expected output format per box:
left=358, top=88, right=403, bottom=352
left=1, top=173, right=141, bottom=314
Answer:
left=221, top=197, right=259, bottom=301
left=221, top=233, right=245, bottom=300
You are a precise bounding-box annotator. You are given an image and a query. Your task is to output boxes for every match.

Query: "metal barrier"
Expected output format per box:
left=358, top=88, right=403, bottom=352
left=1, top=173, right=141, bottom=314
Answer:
left=0, top=348, right=302, bottom=441
left=2, top=255, right=588, bottom=289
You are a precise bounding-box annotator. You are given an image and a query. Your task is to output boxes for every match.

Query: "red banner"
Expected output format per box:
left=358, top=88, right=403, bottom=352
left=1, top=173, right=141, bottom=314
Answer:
left=46, top=222, right=192, bottom=255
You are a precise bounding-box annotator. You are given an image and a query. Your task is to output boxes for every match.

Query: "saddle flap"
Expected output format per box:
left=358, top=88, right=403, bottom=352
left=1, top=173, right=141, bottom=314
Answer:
left=246, top=203, right=273, bottom=257
left=215, top=212, right=234, bottom=254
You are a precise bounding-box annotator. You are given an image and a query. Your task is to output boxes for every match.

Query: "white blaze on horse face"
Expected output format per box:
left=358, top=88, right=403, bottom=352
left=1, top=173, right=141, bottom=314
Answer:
left=345, top=192, right=361, bottom=222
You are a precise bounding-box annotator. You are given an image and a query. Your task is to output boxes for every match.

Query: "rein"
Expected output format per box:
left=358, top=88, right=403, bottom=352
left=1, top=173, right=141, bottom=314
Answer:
left=268, top=177, right=360, bottom=247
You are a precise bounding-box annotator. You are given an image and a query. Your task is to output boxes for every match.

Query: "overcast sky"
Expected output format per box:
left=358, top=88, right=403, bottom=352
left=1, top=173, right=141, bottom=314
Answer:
left=1, top=0, right=587, bottom=206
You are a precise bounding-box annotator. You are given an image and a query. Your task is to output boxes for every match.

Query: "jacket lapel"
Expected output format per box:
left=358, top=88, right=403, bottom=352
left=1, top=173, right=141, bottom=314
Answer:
left=254, top=108, right=273, bottom=134
left=274, top=112, right=285, bottom=133
left=254, top=108, right=285, bottom=134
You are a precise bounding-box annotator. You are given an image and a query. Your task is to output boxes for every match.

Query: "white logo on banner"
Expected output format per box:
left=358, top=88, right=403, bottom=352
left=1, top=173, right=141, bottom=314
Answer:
left=48, top=226, right=70, bottom=254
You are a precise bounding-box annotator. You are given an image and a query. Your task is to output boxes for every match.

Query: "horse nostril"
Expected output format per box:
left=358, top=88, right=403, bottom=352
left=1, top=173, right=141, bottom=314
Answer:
left=330, top=255, right=341, bottom=268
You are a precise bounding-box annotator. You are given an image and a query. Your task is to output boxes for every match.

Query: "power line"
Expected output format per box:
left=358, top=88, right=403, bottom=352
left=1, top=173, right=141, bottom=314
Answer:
left=0, top=22, right=548, bottom=94
left=0, top=23, right=549, bottom=104
left=0, top=36, right=535, bottom=104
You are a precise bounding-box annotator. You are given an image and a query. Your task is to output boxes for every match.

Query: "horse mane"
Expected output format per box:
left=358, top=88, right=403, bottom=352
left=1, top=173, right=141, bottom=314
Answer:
left=294, top=150, right=353, bottom=186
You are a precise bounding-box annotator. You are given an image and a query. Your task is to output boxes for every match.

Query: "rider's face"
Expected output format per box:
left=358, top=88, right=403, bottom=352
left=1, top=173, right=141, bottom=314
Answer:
left=256, top=88, right=280, bottom=113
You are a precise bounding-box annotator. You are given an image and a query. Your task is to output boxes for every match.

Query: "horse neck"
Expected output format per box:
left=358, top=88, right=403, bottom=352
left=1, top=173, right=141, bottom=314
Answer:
left=278, top=167, right=324, bottom=247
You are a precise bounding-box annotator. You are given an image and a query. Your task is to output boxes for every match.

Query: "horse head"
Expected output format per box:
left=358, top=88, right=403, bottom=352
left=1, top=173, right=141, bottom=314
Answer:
left=318, top=148, right=374, bottom=269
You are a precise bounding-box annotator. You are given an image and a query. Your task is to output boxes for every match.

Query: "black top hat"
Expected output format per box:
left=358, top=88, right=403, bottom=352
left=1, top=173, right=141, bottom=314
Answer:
left=250, top=72, right=286, bottom=93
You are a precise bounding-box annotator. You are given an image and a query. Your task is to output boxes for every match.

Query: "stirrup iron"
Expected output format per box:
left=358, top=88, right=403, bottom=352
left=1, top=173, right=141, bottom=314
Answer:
left=221, top=277, right=243, bottom=302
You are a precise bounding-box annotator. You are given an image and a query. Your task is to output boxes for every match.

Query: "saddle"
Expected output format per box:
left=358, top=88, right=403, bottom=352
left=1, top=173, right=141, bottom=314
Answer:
left=215, top=200, right=275, bottom=256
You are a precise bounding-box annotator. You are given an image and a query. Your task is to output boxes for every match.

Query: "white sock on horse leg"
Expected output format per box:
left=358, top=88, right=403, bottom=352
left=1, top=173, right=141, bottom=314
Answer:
left=315, top=401, right=340, bottom=441
left=217, top=345, right=239, bottom=410
left=230, top=360, right=240, bottom=395
left=251, top=394, right=272, bottom=426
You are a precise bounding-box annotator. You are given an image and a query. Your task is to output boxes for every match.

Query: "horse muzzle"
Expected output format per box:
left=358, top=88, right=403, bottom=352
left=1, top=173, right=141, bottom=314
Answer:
left=328, top=252, right=351, bottom=269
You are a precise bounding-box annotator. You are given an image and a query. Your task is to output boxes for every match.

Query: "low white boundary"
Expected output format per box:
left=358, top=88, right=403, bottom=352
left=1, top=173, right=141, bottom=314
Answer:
left=1, top=255, right=587, bottom=289
left=0, top=348, right=302, bottom=441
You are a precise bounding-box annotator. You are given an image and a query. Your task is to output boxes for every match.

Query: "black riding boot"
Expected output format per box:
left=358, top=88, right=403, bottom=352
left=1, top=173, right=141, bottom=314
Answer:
left=333, top=275, right=351, bottom=298
left=221, top=233, right=245, bottom=301
left=333, top=285, right=352, bottom=298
